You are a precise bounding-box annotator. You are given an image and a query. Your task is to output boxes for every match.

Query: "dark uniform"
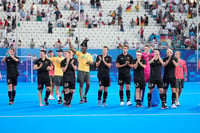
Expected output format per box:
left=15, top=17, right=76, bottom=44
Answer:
left=133, top=59, right=146, bottom=89
left=163, top=57, right=177, bottom=89
left=149, top=59, right=163, bottom=89
left=116, top=54, right=134, bottom=85
left=34, top=58, right=51, bottom=90
left=6, top=56, right=19, bottom=86
left=61, top=58, right=77, bottom=89
left=96, top=55, right=112, bottom=87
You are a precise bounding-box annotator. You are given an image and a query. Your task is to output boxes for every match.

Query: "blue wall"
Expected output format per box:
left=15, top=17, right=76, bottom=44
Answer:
left=0, top=48, right=200, bottom=82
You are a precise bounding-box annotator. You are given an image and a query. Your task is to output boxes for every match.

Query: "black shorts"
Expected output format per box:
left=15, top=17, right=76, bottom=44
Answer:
left=134, top=80, right=145, bottom=89
left=149, top=79, right=163, bottom=89
left=38, top=75, right=51, bottom=90
left=118, top=73, right=131, bottom=85
left=98, top=73, right=110, bottom=87
left=7, top=75, right=18, bottom=86
left=63, top=79, right=75, bottom=90
left=49, top=76, right=54, bottom=83
left=176, top=79, right=184, bottom=89
left=54, top=76, right=63, bottom=86
left=163, top=78, right=177, bottom=89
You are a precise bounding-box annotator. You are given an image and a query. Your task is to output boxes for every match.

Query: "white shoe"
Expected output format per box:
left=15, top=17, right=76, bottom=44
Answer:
left=176, top=101, right=180, bottom=106
left=49, top=95, right=55, bottom=100
left=120, top=101, right=124, bottom=106
left=102, top=102, right=107, bottom=107
left=97, top=100, right=101, bottom=106
left=126, top=101, right=132, bottom=106
left=171, top=103, right=177, bottom=109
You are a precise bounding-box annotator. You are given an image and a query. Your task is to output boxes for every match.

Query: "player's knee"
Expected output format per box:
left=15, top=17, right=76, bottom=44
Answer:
left=38, top=84, right=43, bottom=91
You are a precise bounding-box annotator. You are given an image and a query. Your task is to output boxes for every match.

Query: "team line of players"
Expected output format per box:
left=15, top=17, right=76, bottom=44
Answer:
left=1, top=39, right=187, bottom=109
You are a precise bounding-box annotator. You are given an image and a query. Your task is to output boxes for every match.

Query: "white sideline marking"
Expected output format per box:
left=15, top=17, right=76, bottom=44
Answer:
left=0, top=113, right=200, bottom=118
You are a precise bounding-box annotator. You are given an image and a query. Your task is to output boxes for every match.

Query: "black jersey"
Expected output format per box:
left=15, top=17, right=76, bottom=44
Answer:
left=150, top=59, right=162, bottom=80
left=163, top=57, right=177, bottom=80
left=133, top=59, right=146, bottom=81
left=96, top=55, right=112, bottom=75
left=6, top=56, right=19, bottom=77
left=34, top=58, right=51, bottom=76
left=61, top=58, right=77, bottom=80
left=116, top=53, right=134, bottom=73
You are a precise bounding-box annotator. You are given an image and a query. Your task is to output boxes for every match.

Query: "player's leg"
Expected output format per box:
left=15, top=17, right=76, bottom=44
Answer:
left=54, top=76, right=60, bottom=101
left=38, top=84, right=44, bottom=106
left=44, top=77, right=51, bottom=106
left=163, top=81, right=169, bottom=105
left=78, top=71, right=84, bottom=103
left=49, top=76, right=55, bottom=100
left=171, top=80, right=177, bottom=108
left=147, top=82, right=155, bottom=108
left=102, top=76, right=110, bottom=106
left=126, top=84, right=132, bottom=106
left=83, top=72, right=90, bottom=103
left=7, top=76, right=14, bottom=105
left=98, top=86, right=104, bottom=105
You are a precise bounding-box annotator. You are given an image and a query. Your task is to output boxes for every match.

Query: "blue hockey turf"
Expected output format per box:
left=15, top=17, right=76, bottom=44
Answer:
left=0, top=82, right=200, bottom=133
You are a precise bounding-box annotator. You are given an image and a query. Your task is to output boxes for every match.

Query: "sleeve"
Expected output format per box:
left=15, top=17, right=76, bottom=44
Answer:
left=34, top=59, right=39, bottom=66
left=47, top=60, right=51, bottom=67
left=142, top=59, right=146, bottom=65
left=73, top=58, right=77, bottom=66
left=116, top=55, right=120, bottom=63
left=183, top=61, right=187, bottom=76
left=89, top=54, right=93, bottom=62
left=76, top=51, right=81, bottom=57
left=96, top=55, right=100, bottom=63
left=108, top=56, right=112, bottom=63
left=61, top=60, right=65, bottom=68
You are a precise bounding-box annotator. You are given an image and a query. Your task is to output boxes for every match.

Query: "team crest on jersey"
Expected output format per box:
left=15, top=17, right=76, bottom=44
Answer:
left=118, top=80, right=123, bottom=84
left=64, top=83, right=69, bottom=88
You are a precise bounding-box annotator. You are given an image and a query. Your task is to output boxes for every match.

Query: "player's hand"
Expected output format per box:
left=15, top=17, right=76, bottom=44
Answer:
left=185, top=77, right=187, bottom=82
left=126, top=61, right=130, bottom=65
left=71, top=59, right=74, bottom=64
left=67, top=38, right=71, bottom=43
left=98, top=56, right=102, bottom=61
left=39, top=63, right=43, bottom=68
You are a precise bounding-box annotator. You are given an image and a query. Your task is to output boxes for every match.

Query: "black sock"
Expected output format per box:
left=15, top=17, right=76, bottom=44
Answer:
left=119, top=90, right=123, bottom=101
left=8, top=91, right=12, bottom=101
left=126, top=90, right=130, bottom=101
left=45, top=91, right=50, bottom=101
left=160, top=94, right=164, bottom=103
left=12, top=90, right=16, bottom=100
left=148, top=93, right=152, bottom=103
left=64, top=93, right=68, bottom=101
left=164, top=93, right=167, bottom=103
left=136, top=99, right=140, bottom=104
left=172, top=93, right=176, bottom=104
left=68, top=92, right=72, bottom=100
left=103, top=91, right=108, bottom=103
left=98, top=90, right=102, bottom=100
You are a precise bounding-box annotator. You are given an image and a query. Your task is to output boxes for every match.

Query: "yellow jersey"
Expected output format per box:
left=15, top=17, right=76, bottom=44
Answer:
left=50, top=56, right=64, bottom=76
left=76, top=51, right=93, bottom=72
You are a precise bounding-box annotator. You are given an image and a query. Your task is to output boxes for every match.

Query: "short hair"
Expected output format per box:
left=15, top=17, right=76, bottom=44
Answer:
left=103, top=46, right=109, bottom=50
left=48, top=50, right=53, bottom=53
left=176, top=51, right=181, bottom=56
left=41, top=50, right=46, bottom=54
left=9, top=48, right=15, bottom=52
left=123, top=44, right=129, bottom=49
left=144, top=45, right=150, bottom=48
left=154, top=49, right=161, bottom=54
left=68, top=49, right=75, bottom=54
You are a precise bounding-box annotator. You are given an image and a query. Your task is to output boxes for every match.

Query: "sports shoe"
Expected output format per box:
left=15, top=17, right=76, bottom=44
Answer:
left=97, top=100, right=101, bottom=106
left=126, top=101, right=132, bottom=106
left=83, top=96, right=87, bottom=103
left=79, top=99, right=83, bottom=104
left=120, top=101, right=124, bottom=106
left=102, top=102, right=107, bottom=107
left=49, top=95, right=55, bottom=100
left=161, top=103, right=168, bottom=109
left=176, top=101, right=180, bottom=106
left=44, top=99, right=49, bottom=106
left=8, top=101, right=13, bottom=105
left=171, top=103, right=177, bottom=109
left=136, top=103, right=140, bottom=107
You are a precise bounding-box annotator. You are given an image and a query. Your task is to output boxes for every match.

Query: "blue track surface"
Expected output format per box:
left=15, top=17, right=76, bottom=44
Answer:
left=0, top=82, right=200, bottom=133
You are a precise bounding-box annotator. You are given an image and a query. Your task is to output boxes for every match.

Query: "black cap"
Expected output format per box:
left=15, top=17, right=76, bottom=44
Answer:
left=80, top=42, right=87, bottom=48
left=56, top=49, right=63, bottom=52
